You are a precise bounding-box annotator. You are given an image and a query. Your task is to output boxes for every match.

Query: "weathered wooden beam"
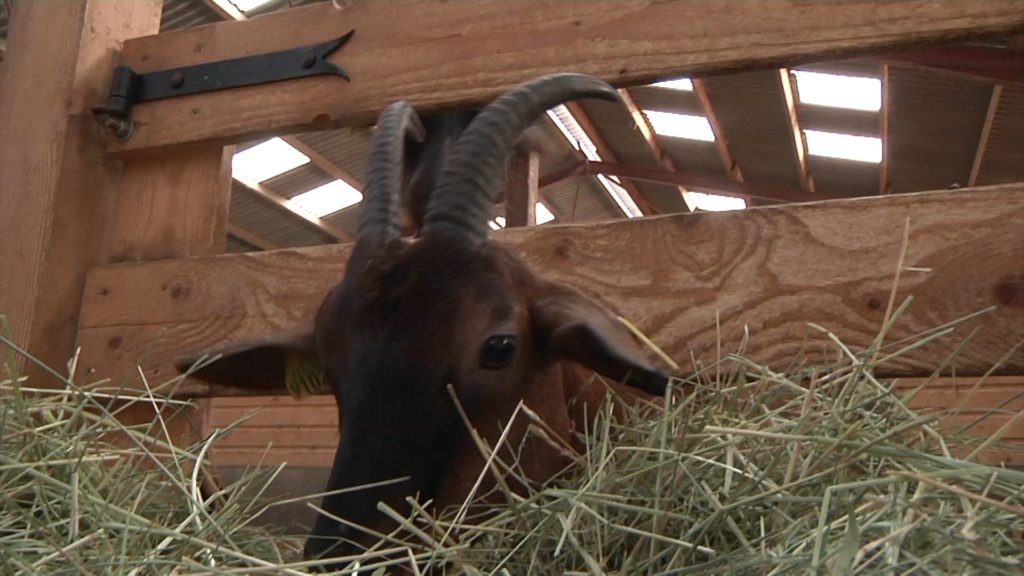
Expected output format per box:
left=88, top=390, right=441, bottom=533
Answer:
left=75, top=185, right=1024, bottom=396
left=228, top=223, right=280, bottom=251
left=0, top=0, right=163, bottom=383
left=108, top=0, right=1024, bottom=155
left=692, top=79, right=744, bottom=182
left=875, top=45, right=1024, bottom=87
left=505, top=150, right=539, bottom=227
left=581, top=161, right=838, bottom=205
left=779, top=68, right=816, bottom=193
left=969, top=84, right=1003, bottom=187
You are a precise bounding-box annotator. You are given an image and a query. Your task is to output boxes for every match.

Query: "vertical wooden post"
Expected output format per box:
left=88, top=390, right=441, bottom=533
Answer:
left=0, top=0, right=163, bottom=382
left=505, top=150, right=540, bottom=227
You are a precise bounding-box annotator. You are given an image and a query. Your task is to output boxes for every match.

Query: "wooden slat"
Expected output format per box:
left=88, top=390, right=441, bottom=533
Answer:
left=74, top=185, right=1024, bottom=396
left=107, top=0, right=1024, bottom=155
left=0, top=0, right=163, bottom=383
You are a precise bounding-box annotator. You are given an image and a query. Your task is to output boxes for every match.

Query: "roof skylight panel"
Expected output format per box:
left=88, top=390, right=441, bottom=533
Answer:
left=686, top=191, right=746, bottom=212
left=804, top=130, right=882, bottom=163
left=289, top=180, right=363, bottom=218
left=792, top=71, right=881, bottom=112
left=651, top=78, right=694, bottom=91
left=644, top=111, right=715, bottom=142
left=231, top=137, right=311, bottom=185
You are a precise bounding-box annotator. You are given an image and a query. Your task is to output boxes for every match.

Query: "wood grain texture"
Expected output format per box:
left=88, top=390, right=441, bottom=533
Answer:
left=107, top=0, right=1024, bottom=155
left=76, top=185, right=1024, bottom=396
left=0, top=0, right=162, bottom=383
left=110, top=146, right=232, bottom=261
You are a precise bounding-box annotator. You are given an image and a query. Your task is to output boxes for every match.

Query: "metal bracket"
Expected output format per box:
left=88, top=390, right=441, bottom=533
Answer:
left=94, top=30, right=355, bottom=140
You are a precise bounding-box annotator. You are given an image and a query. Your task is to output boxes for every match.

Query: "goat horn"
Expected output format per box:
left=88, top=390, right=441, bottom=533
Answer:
left=422, top=74, right=620, bottom=243
left=357, top=101, right=426, bottom=246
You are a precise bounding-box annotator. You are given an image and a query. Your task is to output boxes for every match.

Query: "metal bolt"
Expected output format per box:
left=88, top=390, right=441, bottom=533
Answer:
left=170, top=71, right=185, bottom=89
left=301, top=51, right=317, bottom=69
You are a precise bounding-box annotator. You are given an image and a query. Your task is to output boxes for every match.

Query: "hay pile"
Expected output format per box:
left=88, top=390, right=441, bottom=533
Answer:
left=2, top=311, right=1022, bottom=574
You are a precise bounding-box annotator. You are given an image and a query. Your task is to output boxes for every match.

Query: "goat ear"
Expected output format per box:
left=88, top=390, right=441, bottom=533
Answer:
left=174, top=330, right=326, bottom=398
left=532, top=285, right=669, bottom=396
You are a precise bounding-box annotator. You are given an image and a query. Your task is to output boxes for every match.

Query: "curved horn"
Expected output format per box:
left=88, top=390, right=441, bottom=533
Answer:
left=356, top=101, right=426, bottom=247
left=422, top=74, right=620, bottom=243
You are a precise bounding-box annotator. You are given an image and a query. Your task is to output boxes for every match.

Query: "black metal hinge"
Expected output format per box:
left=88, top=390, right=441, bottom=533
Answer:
left=94, top=30, right=354, bottom=140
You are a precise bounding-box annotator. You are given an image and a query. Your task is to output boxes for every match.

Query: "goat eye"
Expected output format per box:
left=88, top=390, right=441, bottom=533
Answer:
left=480, top=335, right=517, bottom=370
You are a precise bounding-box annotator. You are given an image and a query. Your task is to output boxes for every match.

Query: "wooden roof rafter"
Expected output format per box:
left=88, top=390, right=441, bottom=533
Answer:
left=691, top=79, right=744, bottom=182
left=617, top=88, right=704, bottom=211
left=562, top=101, right=657, bottom=216
left=779, top=68, right=815, bottom=193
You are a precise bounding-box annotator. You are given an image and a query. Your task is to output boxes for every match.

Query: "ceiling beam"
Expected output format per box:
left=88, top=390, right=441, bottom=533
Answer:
left=778, top=68, right=815, bottom=193
left=969, top=84, right=1004, bottom=187
left=581, top=160, right=847, bottom=205
left=563, top=101, right=657, bottom=215
left=879, top=64, right=891, bottom=195
left=872, top=45, right=1024, bottom=87
left=235, top=179, right=352, bottom=242
left=691, top=79, right=744, bottom=182
left=227, top=222, right=280, bottom=251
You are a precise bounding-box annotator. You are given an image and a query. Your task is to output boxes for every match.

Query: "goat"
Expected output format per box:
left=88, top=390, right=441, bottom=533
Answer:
left=179, top=74, right=671, bottom=571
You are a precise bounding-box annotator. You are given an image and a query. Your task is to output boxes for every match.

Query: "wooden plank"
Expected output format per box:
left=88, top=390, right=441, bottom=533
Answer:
left=74, top=185, right=1024, bottom=396
left=110, top=146, right=233, bottom=262
left=0, top=0, right=163, bottom=383
left=505, top=150, right=539, bottom=227
left=213, top=447, right=339, bottom=468
left=107, top=0, right=1024, bottom=155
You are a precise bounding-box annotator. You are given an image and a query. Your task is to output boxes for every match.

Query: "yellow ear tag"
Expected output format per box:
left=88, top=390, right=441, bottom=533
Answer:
left=284, top=352, right=326, bottom=398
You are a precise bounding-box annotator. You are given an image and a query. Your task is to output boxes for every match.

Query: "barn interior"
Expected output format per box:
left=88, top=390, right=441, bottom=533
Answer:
left=1, top=0, right=1022, bottom=536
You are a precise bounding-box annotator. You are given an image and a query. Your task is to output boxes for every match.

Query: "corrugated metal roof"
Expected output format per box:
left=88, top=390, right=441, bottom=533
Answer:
left=230, top=182, right=335, bottom=247
left=294, top=128, right=373, bottom=185
left=699, top=70, right=805, bottom=190
left=160, top=0, right=222, bottom=32
left=978, top=84, right=1024, bottom=186
left=888, top=66, right=992, bottom=193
